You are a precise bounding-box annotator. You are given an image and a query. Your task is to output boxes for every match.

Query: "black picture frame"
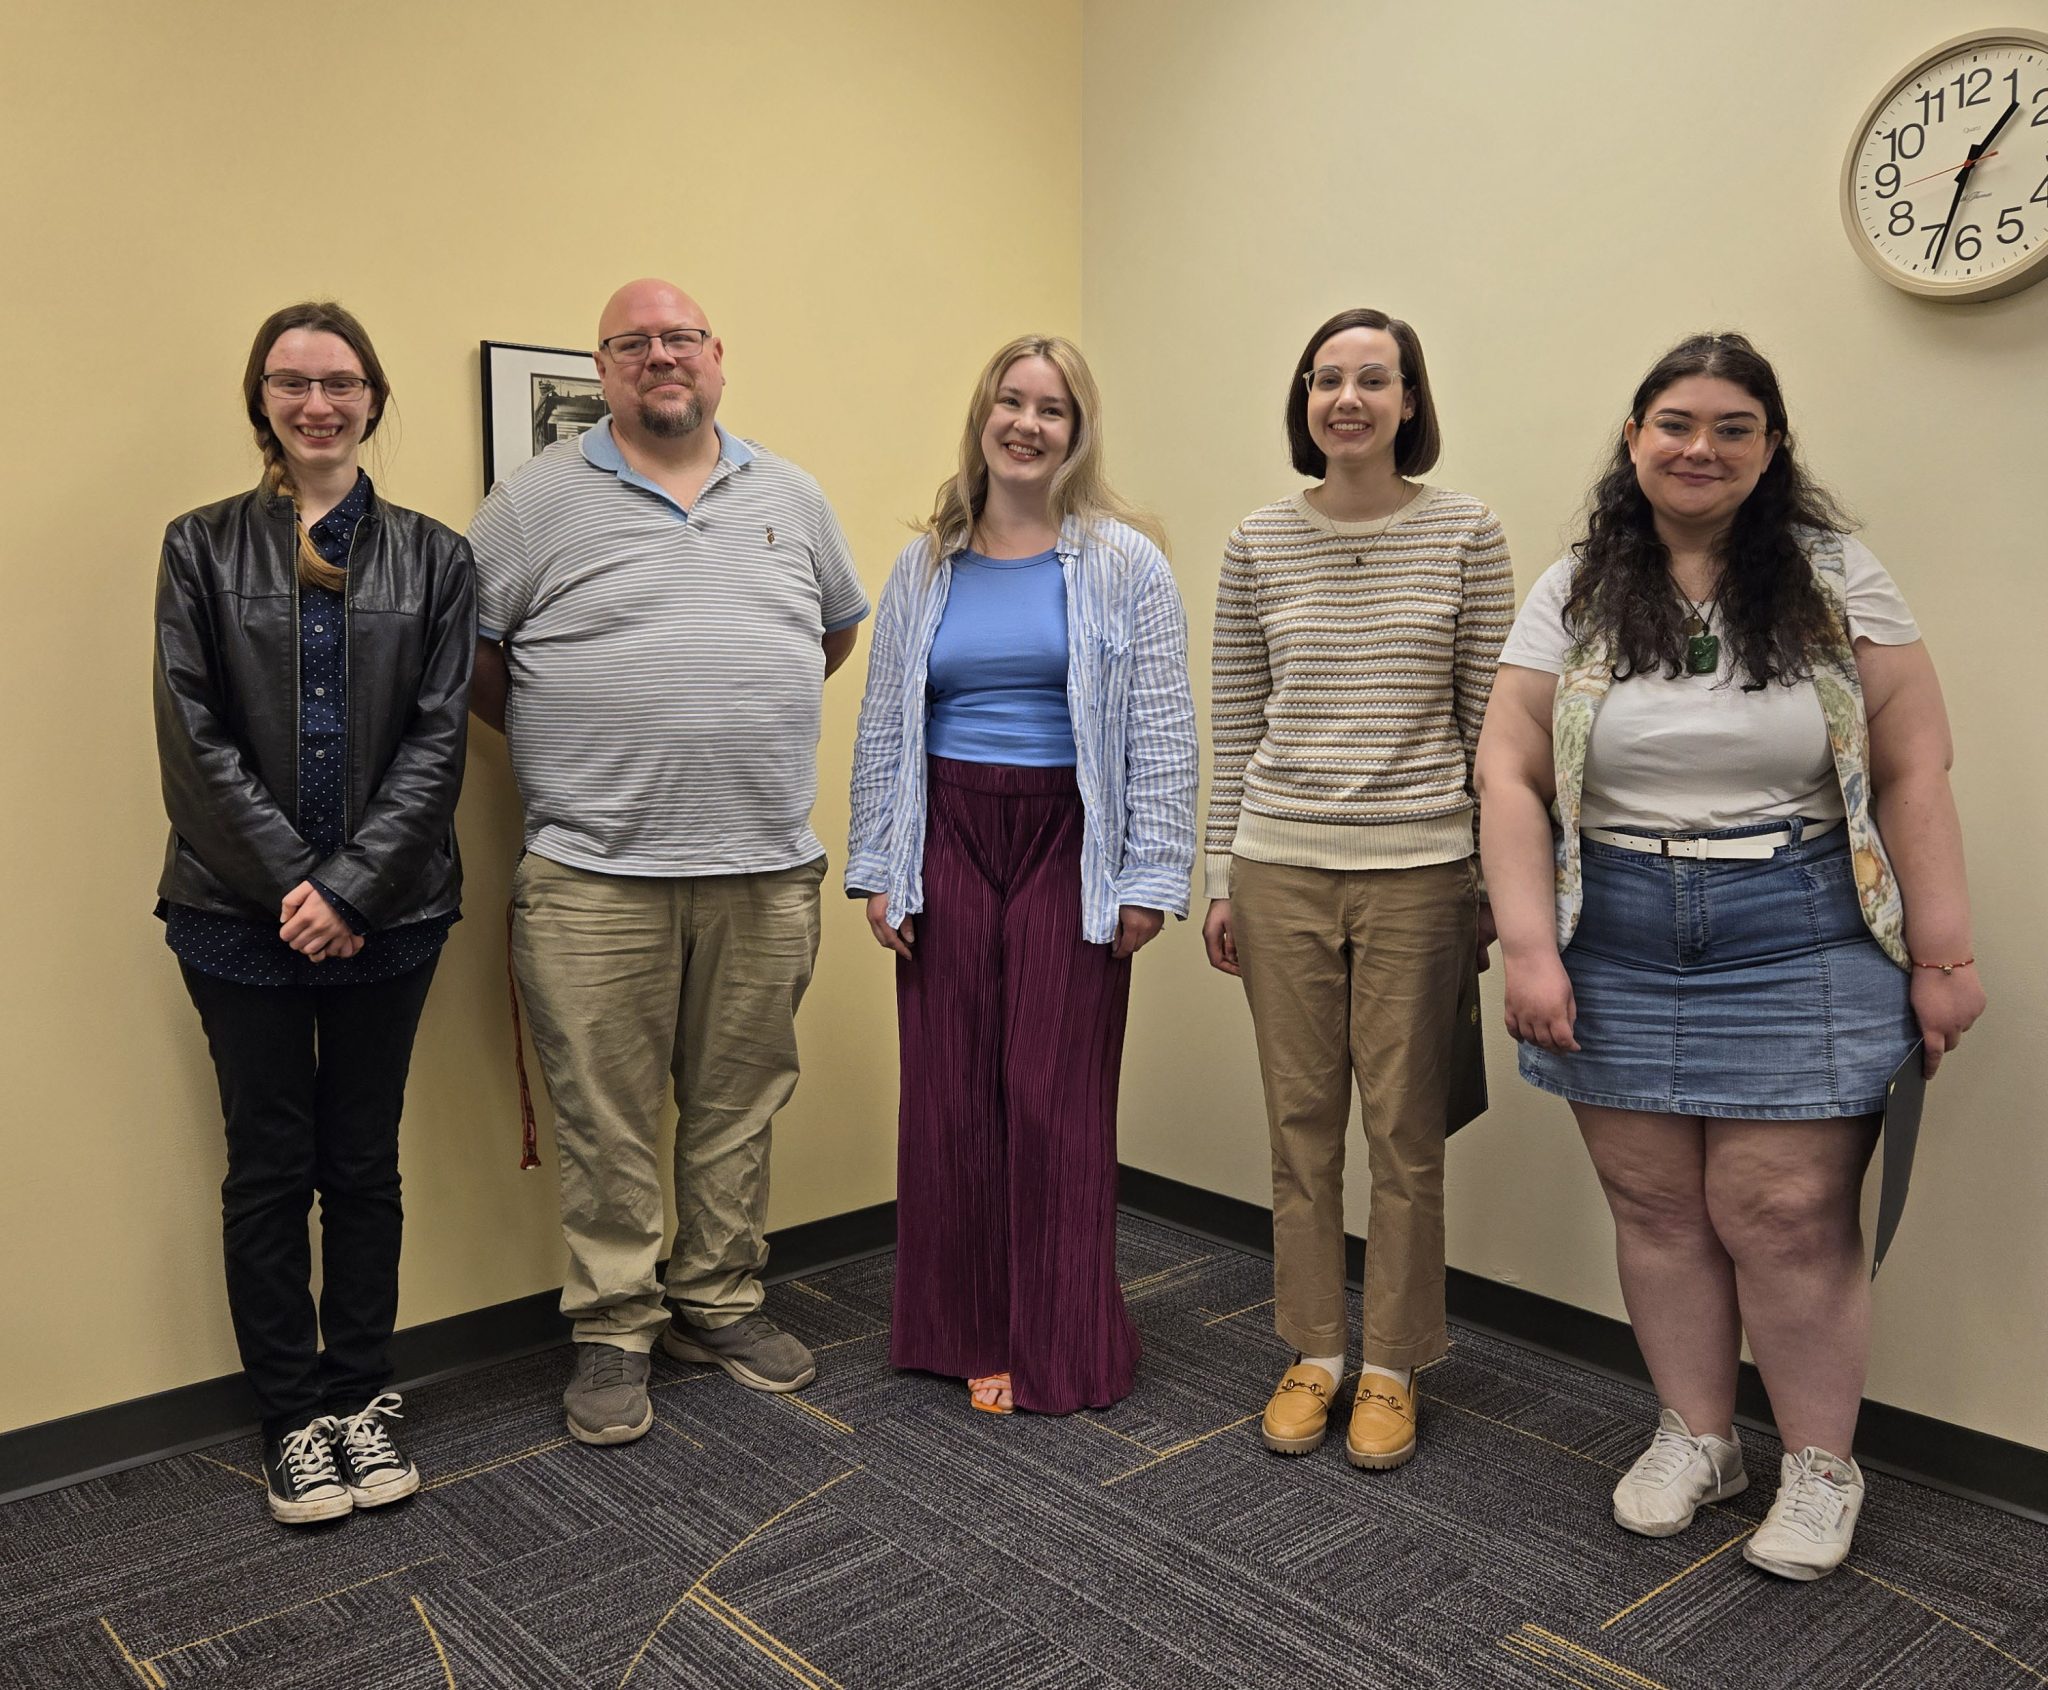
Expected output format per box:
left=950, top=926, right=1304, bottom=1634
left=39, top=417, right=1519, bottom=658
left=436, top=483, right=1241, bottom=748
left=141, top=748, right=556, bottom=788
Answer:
left=479, top=340, right=607, bottom=495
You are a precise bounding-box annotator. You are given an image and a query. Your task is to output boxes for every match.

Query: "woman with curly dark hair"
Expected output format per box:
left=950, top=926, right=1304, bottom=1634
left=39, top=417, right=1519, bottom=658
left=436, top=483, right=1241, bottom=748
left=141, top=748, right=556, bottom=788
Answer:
left=1475, top=333, right=1982, bottom=1580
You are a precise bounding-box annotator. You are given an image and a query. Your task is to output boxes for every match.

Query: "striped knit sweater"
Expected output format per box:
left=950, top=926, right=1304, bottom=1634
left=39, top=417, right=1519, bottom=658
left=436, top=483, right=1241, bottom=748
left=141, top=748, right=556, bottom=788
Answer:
left=1205, top=484, right=1514, bottom=898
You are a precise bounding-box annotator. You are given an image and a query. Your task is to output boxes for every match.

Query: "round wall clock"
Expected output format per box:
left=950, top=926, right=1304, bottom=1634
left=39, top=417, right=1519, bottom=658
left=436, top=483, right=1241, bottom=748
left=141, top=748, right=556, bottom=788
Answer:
left=1841, top=28, right=2048, bottom=301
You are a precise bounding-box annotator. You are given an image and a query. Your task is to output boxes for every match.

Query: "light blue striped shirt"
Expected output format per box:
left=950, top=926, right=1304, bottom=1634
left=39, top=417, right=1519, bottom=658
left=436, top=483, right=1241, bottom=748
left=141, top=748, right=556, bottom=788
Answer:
left=846, top=517, right=1198, bottom=943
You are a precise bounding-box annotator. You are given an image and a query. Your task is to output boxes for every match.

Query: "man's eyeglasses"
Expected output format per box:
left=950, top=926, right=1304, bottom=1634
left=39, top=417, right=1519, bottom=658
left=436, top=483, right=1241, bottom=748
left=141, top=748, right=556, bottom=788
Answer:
left=599, top=329, right=713, bottom=363
left=263, top=373, right=371, bottom=401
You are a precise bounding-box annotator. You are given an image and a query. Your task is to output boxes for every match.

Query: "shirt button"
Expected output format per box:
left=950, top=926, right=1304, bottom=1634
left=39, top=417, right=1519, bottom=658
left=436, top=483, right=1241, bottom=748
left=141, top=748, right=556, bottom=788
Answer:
left=313, top=623, right=325, bottom=633
left=315, top=749, right=326, bottom=759
left=314, top=686, right=326, bottom=697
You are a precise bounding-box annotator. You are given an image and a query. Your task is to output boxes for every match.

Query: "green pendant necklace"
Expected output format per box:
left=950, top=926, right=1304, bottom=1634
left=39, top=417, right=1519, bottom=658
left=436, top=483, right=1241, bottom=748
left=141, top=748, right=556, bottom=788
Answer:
left=1678, top=586, right=1720, bottom=675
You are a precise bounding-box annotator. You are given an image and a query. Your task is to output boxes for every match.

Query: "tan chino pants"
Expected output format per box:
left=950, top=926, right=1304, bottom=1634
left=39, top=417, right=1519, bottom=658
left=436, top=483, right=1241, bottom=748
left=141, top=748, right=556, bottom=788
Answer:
left=1231, top=855, right=1474, bottom=1368
left=510, top=853, right=824, bottom=1350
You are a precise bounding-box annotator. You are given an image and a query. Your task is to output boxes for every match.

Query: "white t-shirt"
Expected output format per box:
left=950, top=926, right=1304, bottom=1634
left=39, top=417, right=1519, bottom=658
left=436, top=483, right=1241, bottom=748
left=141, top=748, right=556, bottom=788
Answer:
left=1498, top=537, right=1919, bottom=832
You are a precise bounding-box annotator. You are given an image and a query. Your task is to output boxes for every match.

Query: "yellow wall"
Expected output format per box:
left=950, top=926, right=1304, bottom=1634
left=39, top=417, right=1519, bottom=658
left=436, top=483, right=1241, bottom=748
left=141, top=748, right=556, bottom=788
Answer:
left=0, top=0, right=1081, bottom=1433
left=7, top=0, right=2043, bottom=1456
left=1085, top=0, right=2048, bottom=1449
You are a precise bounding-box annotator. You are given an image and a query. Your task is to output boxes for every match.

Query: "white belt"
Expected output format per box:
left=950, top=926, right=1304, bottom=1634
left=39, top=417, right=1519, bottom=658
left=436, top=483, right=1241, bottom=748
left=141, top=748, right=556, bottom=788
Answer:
left=1581, top=818, right=1841, bottom=861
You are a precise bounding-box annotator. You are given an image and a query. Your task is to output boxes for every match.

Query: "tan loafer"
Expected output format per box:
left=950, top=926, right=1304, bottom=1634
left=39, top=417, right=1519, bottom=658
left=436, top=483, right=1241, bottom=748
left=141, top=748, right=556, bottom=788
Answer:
left=1345, top=1372, right=1419, bottom=1470
left=1261, top=1362, right=1339, bottom=1455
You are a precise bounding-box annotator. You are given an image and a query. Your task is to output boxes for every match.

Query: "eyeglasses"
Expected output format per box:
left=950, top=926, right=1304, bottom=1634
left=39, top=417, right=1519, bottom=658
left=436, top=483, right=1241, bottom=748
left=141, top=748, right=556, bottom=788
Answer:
left=1304, top=364, right=1401, bottom=395
left=1644, top=415, right=1769, bottom=456
left=263, top=373, right=371, bottom=401
left=598, top=328, right=713, bottom=363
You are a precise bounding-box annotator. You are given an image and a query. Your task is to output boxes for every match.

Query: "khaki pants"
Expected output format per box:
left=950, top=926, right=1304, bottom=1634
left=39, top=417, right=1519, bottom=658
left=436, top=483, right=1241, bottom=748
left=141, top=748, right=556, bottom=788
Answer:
left=510, top=853, right=824, bottom=1350
left=1231, top=855, right=1474, bottom=1368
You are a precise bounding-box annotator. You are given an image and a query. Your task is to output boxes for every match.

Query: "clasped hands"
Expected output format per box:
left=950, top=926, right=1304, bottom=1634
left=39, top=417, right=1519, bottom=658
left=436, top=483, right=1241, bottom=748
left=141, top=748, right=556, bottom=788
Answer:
left=866, top=895, right=1165, bottom=961
left=280, top=880, right=361, bottom=962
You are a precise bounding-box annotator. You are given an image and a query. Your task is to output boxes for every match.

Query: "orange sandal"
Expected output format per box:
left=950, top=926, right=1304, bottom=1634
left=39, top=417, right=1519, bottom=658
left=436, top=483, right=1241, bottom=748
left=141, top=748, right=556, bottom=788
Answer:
left=968, top=1372, right=1014, bottom=1414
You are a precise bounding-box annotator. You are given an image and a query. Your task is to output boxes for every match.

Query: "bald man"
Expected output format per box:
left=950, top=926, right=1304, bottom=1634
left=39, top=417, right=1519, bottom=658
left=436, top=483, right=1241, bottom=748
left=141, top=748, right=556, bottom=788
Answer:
left=468, top=280, right=868, bottom=1445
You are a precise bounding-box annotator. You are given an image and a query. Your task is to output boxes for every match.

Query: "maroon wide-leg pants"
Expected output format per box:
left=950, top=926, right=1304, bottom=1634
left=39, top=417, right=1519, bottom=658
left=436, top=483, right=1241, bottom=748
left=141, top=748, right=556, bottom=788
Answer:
left=891, top=757, right=1138, bottom=1414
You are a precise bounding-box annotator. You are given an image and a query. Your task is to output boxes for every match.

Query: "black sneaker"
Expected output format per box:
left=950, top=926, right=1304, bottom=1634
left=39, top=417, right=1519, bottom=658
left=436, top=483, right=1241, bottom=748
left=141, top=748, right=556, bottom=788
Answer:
left=262, top=1418, right=352, bottom=1524
left=328, top=1392, right=420, bottom=1507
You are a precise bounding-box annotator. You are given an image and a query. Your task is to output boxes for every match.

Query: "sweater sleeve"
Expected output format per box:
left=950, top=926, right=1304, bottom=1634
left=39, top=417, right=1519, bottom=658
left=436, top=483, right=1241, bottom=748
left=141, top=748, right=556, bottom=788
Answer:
left=1203, top=529, right=1269, bottom=900
left=1453, top=511, right=1515, bottom=791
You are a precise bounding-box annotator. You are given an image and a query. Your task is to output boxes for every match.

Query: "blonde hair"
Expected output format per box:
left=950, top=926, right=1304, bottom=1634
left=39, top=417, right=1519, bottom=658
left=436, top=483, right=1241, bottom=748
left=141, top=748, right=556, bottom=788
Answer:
left=923, top=336, right=1164, bottom=562
left=241, top=301, right=390, bottom=592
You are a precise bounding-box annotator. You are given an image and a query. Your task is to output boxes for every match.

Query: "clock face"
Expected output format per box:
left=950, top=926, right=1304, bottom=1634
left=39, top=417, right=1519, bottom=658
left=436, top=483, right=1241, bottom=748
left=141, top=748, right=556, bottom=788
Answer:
left=1843, top=30, right=2048, bottom=300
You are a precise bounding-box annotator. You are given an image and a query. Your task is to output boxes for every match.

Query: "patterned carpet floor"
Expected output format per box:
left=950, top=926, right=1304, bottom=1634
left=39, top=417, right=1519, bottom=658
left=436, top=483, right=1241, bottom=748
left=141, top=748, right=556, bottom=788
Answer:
left=4, top=1213, right=2045, bottom=1689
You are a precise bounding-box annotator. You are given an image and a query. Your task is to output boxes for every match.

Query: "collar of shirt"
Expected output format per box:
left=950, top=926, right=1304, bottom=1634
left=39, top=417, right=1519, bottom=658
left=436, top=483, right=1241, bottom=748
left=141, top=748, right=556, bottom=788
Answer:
left=305, top=470, right=372, bottom=568
left=580, top=415, right=753, bottom=519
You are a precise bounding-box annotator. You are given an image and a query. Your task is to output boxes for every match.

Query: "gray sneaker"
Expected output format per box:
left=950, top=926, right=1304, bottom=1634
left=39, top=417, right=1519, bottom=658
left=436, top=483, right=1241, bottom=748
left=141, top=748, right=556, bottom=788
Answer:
left=660, top=1313, right=816, bottom=1392
left=563, top=1343, right=653, bottom=1445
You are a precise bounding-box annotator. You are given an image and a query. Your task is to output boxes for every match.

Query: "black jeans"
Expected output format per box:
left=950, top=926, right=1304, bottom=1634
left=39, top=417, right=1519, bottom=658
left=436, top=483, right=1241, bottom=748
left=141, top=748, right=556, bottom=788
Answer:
left=180, top=959, right=439, bottom=1436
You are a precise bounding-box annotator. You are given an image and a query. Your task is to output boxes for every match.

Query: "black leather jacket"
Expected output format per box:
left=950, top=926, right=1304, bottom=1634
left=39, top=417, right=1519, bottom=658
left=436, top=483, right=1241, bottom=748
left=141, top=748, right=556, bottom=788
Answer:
left=153, top=483, right=476, bottom=928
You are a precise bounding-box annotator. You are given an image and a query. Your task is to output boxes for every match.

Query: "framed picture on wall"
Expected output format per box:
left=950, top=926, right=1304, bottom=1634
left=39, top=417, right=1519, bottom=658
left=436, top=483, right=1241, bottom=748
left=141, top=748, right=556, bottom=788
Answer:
left=480, top=340, right=607, bottom=494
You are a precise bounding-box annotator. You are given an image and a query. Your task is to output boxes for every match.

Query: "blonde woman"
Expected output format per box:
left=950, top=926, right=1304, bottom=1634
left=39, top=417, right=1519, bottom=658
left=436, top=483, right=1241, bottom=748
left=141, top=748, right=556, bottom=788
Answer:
left=154, top=302, right=474, bottom=1522
left=847, top=336, right=1198, bottom=1414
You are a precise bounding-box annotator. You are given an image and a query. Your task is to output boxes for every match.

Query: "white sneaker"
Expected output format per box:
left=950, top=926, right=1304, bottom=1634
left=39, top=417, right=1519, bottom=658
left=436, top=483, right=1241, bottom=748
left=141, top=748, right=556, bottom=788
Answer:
left=1612, top=1408, right=1748, bottom=1537
left=1744, top=1447, right=1865, bottom=1580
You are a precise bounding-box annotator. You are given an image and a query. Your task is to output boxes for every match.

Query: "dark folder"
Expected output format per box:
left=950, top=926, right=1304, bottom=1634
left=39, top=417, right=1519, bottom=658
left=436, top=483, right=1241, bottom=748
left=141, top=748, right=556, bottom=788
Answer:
left=1871, top=1042, right=1926, bottom=1278
left=1446, top=959, right=1489, bottom=1136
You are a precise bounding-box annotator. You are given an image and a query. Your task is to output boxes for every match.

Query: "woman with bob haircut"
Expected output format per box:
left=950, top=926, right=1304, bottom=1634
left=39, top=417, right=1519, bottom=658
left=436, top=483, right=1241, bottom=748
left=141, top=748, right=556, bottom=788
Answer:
left=847, top=335, right=1197, bottom=1415
left=1204, top=307, right=1513, bottom=1470
left=154, top=301, right=475, bottom=1524
left=1475, top=331, right=1982, bottom=1579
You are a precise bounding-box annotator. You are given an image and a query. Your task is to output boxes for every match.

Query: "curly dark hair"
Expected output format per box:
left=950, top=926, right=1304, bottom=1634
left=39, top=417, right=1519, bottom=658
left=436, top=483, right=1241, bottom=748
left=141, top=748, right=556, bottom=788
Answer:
left=1564, top=332, right=1851, bottom=686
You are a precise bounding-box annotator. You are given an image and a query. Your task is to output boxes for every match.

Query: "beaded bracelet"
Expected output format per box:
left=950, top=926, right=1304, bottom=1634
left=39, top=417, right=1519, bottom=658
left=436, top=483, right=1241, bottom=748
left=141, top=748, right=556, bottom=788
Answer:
left=1911, top=957, right=1975, bottom=976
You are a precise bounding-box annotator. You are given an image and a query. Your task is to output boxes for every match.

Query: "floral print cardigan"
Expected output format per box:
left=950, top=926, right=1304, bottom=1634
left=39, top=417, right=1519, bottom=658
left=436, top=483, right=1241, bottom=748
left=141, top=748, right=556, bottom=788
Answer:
left=1546, top=530, right=1909, bottom=969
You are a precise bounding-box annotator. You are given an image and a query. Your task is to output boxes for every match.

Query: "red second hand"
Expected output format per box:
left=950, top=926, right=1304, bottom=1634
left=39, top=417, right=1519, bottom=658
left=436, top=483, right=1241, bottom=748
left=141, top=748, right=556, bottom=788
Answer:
left=1899, top=149, right=1999, bottom=189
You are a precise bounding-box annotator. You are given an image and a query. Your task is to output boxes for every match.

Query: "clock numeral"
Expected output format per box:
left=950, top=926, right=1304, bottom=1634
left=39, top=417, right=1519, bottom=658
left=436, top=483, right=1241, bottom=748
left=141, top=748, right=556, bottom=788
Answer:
left=1999, top=206, right=2027, bottom=244
left=2008, top=68, right=2024, bottom=106
left=1874, top=163, right=1901, bottom=198
left=2031, top=173, right=2048, bottom=207
left=1881, top=122, right=1926, bottom=161
left=1954, top=223, right=1984, bottom=261
left=1952, top=67, right=1993, bottom=107
left=2032, top=87, right=2048, bottom=126
left=1923, top=226, right=1947, bottom=263
left=1888, top=199, right=1917, bottom=236
left=1917, top=86, right=1946, bottom=125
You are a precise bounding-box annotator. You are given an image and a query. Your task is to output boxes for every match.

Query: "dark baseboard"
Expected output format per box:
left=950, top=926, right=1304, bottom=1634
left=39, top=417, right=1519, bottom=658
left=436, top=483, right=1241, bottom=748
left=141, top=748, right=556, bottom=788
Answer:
left=8, top=1174, right=2041, bottom=1526
left=1116, top=1164, right=2048, bottom=1525
left=0, top=1198, right=897, bottom=1506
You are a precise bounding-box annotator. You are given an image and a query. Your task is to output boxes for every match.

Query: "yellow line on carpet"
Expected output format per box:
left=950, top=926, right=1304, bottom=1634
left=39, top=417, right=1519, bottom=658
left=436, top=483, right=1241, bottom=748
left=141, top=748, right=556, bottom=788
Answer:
left=99, top=1618, right=163, bottom=1687
left=423, top=1437, right=573, bottom=1489
left=785, top=1280, right=836, bottom=1304
left=1100, top=1412, right=1262, bottom=1485
left=1520, top=1624, right=1676, bottom=1688
left=652, top=1412, right=705, bottom=1450
left=1600, top=1532, right=1751, bottom=1630
left=812, top=1329, right=888, bottom=1353
left=193, top=1453, right=264, bottom=1486
left=619, top=1467, right=862, bottom=1686
left=143, top=1559, right=441, bottom=1663
left=412, top=1597, right=456, bottom=1688
left=779, top=1394, right=854, bottom=1435
left=1120, top=1254, right=1218, bottom=1293
left=689, top=1588, right=844, bottom=1688
left=1846, top=1566, right=2048, bottom=1684
left=1202, top=1296, right=1275, bottom=1327
left=1070, top=1414, right=1162, bottom=1455
left=1498, top=1634, right=1606, bottom=1690
left=1431, top=1398, right=1624, bottom=1472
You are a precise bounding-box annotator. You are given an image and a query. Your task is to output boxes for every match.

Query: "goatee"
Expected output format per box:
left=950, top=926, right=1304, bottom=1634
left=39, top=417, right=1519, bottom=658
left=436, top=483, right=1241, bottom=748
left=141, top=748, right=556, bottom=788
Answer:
left=639, top=393, right=703, bottom=439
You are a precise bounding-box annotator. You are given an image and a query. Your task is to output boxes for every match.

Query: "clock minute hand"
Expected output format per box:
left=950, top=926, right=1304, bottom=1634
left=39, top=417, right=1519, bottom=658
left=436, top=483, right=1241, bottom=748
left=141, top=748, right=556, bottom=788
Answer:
left=1930, top=100, right=2019, bottom=271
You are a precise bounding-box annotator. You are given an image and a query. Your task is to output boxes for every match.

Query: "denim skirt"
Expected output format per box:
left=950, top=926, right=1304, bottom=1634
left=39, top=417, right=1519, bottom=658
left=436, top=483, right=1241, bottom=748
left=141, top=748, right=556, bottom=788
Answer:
left=1520, top=821, right=1915, bottom=1119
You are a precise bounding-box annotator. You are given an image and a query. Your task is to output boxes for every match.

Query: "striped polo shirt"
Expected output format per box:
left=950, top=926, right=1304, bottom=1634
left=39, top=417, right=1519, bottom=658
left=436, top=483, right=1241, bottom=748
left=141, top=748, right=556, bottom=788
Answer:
left=469, top=417, right=869, bottom=877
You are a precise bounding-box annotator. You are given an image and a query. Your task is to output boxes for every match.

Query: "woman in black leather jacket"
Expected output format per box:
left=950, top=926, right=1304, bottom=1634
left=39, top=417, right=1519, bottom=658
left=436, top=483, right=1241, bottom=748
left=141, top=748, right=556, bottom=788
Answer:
left=153, top=301, right=474, bottom=1525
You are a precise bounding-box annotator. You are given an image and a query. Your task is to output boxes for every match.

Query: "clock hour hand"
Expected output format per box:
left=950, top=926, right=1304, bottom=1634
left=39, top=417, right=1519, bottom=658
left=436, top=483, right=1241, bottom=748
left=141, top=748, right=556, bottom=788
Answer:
left=1931, top=100, right=2019, bottom=270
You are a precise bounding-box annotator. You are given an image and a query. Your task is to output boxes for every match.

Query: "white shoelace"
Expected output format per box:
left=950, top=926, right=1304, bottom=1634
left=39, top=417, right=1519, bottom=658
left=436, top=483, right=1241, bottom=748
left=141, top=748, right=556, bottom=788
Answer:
left=1772, top=1453, right=1852, bottom=1539
left=279, top=1421, right=343, bottom=1488
left=335, top=1392, right=406, bottom=1471
left=1628, top=1425, right=1702, bottom=1488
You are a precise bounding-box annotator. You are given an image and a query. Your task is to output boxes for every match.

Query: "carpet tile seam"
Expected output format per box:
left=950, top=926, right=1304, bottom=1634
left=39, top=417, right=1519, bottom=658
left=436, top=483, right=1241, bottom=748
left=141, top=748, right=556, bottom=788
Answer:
left=1599, top=1532, right=1753, bottom=1630
left=688, top=1587, right=843, bottom=1689
left=137, top=1557, right=442, bottom=1665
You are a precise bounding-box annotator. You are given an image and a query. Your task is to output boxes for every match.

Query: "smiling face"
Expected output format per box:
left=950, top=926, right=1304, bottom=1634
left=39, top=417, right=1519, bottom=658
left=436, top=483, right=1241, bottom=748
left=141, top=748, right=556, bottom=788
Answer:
left=595, top=278, right=724, bottom=445
left=1304, top=325, right=1414, bottom=473
left=978, top=354, right=1074, bottom=499
left=261, top=328, right=375, bottom=481
left=1624, top=374, right=1781, bottom=538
